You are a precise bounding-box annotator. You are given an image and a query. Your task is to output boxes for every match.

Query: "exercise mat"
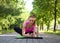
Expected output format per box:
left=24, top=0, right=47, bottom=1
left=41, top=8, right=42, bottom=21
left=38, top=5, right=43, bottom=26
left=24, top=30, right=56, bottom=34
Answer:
left=16, top=35, right=43, bottom=39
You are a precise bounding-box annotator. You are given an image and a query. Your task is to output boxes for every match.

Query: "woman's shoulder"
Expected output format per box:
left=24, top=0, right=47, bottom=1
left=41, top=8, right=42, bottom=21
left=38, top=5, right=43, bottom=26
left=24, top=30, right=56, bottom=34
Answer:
left=23, top=20, right=29, bottom=25
left=33, top=24, right=37, bottom=27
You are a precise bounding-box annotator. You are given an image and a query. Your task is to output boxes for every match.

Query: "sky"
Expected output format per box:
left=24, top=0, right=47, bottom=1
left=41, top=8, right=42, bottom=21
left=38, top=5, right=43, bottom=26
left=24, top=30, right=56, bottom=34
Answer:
left=24, top=0, right=34, bottom=12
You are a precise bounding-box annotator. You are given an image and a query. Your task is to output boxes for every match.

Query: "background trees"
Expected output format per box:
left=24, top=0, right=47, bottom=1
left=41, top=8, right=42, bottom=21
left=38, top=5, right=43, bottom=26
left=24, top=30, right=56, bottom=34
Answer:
left=0, top=0, right=60, bottom=34
left=32, top=0, right=60, bottom=32
left=0, top=0, right=25, bottom=34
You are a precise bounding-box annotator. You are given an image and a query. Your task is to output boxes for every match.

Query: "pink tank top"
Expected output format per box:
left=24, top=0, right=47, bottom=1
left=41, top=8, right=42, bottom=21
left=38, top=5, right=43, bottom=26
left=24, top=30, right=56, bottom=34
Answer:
left=25, top=20, right=35, bottom=33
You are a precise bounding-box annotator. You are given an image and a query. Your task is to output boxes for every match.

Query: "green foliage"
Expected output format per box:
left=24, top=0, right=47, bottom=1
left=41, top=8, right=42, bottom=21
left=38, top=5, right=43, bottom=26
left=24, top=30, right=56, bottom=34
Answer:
left=0, top=0, right=24, bottom=17
left=32, top=0, right=60, bottom=25
left=0, top=0, right=25, bottom=34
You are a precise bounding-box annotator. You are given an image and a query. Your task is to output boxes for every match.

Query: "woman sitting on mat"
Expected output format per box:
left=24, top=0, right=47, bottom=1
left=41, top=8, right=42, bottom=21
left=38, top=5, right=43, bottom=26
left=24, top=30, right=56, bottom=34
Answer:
left=14, top=14, right=38, bottom=37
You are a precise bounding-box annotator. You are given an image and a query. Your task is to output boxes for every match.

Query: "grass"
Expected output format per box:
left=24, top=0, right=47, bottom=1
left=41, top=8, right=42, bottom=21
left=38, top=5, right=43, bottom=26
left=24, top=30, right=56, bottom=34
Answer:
left=0, top=32, right=2, bottom=34
left=39, top=30, right=60, bottom=35
left=0, top=29, right=15, bottom=35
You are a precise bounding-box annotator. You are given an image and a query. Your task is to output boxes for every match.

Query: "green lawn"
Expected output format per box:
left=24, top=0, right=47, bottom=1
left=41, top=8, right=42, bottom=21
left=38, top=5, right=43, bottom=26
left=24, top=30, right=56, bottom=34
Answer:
left=0, top=29, right=15, bottom=35
left=39, top=30, right=60, bottom=35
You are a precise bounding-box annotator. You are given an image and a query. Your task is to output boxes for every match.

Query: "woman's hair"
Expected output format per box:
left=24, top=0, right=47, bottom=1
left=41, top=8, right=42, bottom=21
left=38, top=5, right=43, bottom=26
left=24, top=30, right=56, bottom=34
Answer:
left=29, top=13, right=36, bottom=18
left=28, top=13, right=36, bottom=25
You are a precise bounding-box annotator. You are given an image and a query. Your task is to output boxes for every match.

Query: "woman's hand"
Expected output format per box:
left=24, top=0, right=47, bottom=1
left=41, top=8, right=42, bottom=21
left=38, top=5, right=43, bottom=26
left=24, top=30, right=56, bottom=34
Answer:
left=33, top=32, right=38, bottom=37
left=24, top=33, right=30, bottom=37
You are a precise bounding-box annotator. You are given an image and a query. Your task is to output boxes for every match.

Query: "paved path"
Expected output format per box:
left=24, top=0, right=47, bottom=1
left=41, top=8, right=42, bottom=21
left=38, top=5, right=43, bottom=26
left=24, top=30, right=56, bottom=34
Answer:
left=0, top=32, right=60, bottom=43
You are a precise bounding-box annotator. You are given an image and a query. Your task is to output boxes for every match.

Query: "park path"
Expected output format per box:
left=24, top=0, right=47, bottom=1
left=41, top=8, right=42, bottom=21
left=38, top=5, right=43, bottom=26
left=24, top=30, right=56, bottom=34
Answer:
left=0, top=32, right=60, bottom=43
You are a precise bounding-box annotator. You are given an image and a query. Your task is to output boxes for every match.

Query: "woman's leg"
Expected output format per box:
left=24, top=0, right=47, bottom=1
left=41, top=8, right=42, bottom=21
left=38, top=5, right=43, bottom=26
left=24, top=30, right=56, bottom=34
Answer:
left=14, top=26, right=22, bottom=35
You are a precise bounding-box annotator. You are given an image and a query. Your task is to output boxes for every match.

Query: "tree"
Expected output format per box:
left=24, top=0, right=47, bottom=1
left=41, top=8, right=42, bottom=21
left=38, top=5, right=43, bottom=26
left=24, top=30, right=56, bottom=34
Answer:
left=53, top=0, right=58, bottom=32
left=32, top=0, right=54, bottom=31
left=0, top=0, right=25, bottom=33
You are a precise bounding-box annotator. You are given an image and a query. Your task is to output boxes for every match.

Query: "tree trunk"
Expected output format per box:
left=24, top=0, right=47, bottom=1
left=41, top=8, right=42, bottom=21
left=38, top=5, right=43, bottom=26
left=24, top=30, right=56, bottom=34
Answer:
left=41, top=22, right=43, bottom=30
left=47, top=21, right=50, bottom=31
left=40, top=21, right=43, bottom=30
left=54, top=0, right=57, bottom=32
left=40, top=25, right=42, bottom=30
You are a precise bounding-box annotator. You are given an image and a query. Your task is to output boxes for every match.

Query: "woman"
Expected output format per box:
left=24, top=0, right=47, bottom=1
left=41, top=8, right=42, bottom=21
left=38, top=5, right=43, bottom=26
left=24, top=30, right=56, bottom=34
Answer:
left=14, top=14, right=38, bottom=37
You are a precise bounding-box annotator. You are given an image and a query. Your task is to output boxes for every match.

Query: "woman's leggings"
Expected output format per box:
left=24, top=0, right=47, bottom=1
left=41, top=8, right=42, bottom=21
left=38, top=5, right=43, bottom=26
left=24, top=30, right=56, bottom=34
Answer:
left=14, top=26, right=22, bottom=35
left=14, top=26, right=33, bottom=36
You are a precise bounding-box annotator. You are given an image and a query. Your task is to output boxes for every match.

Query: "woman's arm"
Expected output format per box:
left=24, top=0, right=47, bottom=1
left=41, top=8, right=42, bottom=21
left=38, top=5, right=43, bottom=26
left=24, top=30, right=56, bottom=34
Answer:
left=33, top=25, right=39, bottom=37
left=22, top=22, right=30, bottom=37
left=22, top=27, right=30, bottom=36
